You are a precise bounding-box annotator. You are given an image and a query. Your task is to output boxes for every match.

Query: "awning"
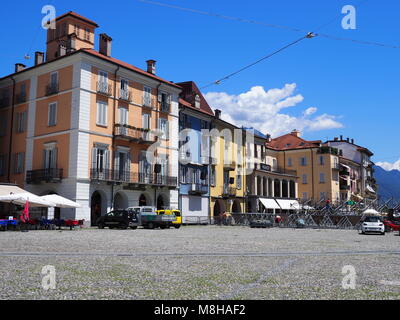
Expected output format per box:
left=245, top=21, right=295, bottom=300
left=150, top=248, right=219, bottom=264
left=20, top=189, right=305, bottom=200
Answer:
left=363, top=208, right=380, bottom=215
left=40, top=195, right=81, bottom=208
left=340, top=164, right=351, bottom=171
left=276, top=199, right=301, bottom=210
left=0, top=184, right=27, bottom=197
left=259, top=198, right=280, bottom=210
left=0, top=193, right=56, bottom=207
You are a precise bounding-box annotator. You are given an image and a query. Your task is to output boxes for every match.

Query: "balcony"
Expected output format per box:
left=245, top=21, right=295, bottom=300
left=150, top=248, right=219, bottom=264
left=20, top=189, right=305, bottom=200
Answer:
left=114, top=124, right=155, bottom=144
left=222, top=185, right=237, bottom=197
left=97, top=82, right=112, bottom=96
left=15, top=93, right=27, bottom=104
left=317, top=146, right=339, bottom=155
left=188, top=183, right=209, bottom=195
left=119, top=90, right=132, bottom=102
left=90, top=169, right=177, bottom=188
left=26, top=168, right=63, bottom=184
left=143, top=97, right=153, bottom=109
left=332, top=163, right=340, bottom=170
left=339, top=170, right=350, bottom=176
left=160, top=102, right=170, bottom=113
left=45, top=83, right=59, bottom=96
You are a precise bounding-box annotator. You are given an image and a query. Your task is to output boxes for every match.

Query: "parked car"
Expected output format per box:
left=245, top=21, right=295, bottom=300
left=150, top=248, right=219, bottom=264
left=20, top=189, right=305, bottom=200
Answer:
left=127, top=207, right=176, bottom=229
left=360, top=216, right=385, bottom=235
left=97, top=210, right=139, bottom=230
left=250, top=219, right=273, bottom=229
left=383, top=219, right=400, bottom=233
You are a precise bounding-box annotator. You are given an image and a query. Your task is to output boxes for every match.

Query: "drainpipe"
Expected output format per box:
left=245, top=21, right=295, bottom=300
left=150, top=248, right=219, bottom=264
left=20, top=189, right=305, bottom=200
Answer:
left=310, top=148, right=315, bottom=201
left=111, top=65, right=120, bottom=210
left=154, top=82, right=163, bottom=208
left=7, top=76, right=16, bottom=183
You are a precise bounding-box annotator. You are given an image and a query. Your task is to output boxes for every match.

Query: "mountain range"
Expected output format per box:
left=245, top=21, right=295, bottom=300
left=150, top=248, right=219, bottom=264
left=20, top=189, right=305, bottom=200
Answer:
left=374, top=165, right=400, bottom=201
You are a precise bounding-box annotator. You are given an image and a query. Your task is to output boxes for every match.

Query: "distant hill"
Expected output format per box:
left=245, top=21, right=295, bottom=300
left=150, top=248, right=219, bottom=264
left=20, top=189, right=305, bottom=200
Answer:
left=374, top=165, right=400, bottom=201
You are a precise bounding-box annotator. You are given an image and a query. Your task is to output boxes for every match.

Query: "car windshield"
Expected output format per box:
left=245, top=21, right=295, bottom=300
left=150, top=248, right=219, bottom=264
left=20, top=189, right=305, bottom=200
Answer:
left=364, top=216, right=381, bottom=223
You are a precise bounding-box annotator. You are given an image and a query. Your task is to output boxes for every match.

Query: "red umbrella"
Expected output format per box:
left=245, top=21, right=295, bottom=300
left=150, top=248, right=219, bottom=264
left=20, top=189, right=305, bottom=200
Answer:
left=23, top=200, right=30, bottom=222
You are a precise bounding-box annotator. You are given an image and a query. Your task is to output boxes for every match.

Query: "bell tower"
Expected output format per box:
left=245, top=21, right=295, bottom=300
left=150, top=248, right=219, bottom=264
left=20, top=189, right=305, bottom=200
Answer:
left=46, top=11, right=99, bottom=62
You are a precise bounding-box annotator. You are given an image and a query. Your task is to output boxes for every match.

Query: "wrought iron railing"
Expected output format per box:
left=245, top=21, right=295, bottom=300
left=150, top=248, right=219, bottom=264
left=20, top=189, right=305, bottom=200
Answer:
left=96, top=82, right=112, bottom=96
left=119, top=90, right=132, bottom=102
left=90, top=169, right=178, bottom=187
left=26, top=168, right=63, bottom=184
left=114, top=124, right=155, bottom=143
left=45, top=83, right=59, bottom=96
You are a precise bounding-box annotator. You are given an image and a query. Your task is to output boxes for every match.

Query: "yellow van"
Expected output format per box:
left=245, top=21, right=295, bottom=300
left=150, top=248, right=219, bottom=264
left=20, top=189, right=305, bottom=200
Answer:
left=156, top=209, right=182, bottom=229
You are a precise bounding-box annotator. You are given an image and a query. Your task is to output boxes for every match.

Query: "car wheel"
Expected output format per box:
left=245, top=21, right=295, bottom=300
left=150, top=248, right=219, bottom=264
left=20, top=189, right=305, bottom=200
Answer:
left=381, top=232, right=385, bottom=236
left=98, top=223, right=104, bottom=229
left=120, top=223, right=128, bottom=230
left=148, top=223, right=155, bottom=229
left=174, top=225, right=181, bottom=229
left=131, top=226, right=138, bottom=230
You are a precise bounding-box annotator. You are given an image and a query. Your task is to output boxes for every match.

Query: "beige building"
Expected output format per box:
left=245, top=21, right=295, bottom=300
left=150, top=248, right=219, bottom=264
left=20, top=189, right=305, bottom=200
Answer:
left=267, top=130, right=341, bottom=204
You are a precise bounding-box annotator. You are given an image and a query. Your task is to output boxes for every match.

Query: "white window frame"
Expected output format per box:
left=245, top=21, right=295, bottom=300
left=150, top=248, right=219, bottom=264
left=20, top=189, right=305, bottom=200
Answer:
left=96, top=101, right=108, bottom=127
left=143, top=86, right=152, bottom=107
left=158, top=118, right=169, bottom=140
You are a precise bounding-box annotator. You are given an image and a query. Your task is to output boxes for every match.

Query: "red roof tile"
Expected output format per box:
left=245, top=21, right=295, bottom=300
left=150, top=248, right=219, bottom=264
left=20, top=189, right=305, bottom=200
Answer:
left=82, top=49, right=181, bottom=89
left=55, top=11, right=99, bottom=27
left=267, top=133, right=321, bottom=150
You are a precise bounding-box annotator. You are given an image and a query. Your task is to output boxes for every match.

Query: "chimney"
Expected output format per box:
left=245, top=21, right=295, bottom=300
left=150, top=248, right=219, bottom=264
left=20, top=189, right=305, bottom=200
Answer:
left=15, top=63, right=26, bottom=73
left=215, top=109, right=221, bottom=119
left=266, top=134, right=272, bottom=143
left=35, top=52, right=45, bottom=66
left=351, top=139, right=354, bottom=144
left=99, top=33, right=112, bottom=57
left=146, top=60, right=156, bottom=75
left=291, top=129, right=301, bottom=137
left=346, top=137, right=350, bottom=142
left=334, top=137, right=339, bottom=141
left=340, top=135, right=343, bottom=140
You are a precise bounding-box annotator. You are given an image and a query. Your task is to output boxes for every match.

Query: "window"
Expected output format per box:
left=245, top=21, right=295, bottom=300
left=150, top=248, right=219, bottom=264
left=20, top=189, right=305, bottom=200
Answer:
left=237, top=168, right=242, bottom=189
left=159, top=92, right=171, bottom=113
left=96, top=101, right=107, bottom=126
left=74, top=24, right=80, bottom=37
left=0, top=155, right=6, bottom=176
left=92, top=146, right=110, bottom=173
left=84, top=28, right=90, bottom=41
left=300, top=157, right=307, bottom=166
left=320, top=192, right=326, bottom=200
left=120, top=79, right=129, bottom=100
left=210, top=166, right=216, bottom=186
left=143, top=86, right=152, bottom=107
left=48, top=103, right=57, bottom=126
left=302, top=192, right=308, bottom=200
left=302, top=174, right=307, bottom=184
left=288, top=157, right=293, bottom=167
left=43, top=146, right=57, bottom=169
left=98, top=71, right=108, bottom=94
left=180, top=166, right=188, bottom=184
left=319, top=156, right=325, bottom=165
left=14, top=152, right=24, bottom=174
left=254, top=144, right=258, bottom=158
left=119, top=107, right=128, bottom=125
left=16, top=111, right=27, bottom=133
left=50, top=72, right=58, bottom=87
left=158, top=118, right=169, bottom=140
left=142, top=113, right=151, bottom=130
left=320, top=173, right=325, bottom=183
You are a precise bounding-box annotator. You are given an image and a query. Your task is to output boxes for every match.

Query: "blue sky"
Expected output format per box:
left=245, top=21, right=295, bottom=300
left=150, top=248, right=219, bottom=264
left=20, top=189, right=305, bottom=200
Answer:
left=0, top=0, right=399, bottom=164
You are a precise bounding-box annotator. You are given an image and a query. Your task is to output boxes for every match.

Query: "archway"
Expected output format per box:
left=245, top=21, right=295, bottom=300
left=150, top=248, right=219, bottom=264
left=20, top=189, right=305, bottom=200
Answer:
left=232, top=200, right=242, bottom=213
left=139, top=194, right=148, bottom=207
left=213, top=200, right=225, bottom=218
left=157, top=195, right=165, bottom=210
left=114, top=192, right=128, bottom=210
left=91, top=191, right=102, bottom=226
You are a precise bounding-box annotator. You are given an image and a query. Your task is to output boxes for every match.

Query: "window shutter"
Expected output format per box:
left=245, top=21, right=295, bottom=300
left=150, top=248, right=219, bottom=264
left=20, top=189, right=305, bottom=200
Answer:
left=52, top=148, right=58, bottom=169
left=126, top=152, right=131, bottom=173
left=166, top=121, right=169, bottom=139
left=92, top=148, right=98, bottom=170
left=158, top=92, right=162, bottom=102
left=114, top=152, right=120, bottom=172
left=104, top=150, right=110, bottom=170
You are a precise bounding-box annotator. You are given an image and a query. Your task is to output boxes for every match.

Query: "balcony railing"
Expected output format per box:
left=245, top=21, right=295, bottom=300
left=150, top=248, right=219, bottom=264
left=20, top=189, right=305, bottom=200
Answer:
left=114, top=124, right=155, bottom=144
left=340, top=184, right=351, bottom=191
left=143, top=97, right=153, bottom=108
left=340, top=170, right=350, bottom=176
left=222, top=185, right=237, bottom=197
left=26, top=168, right=63, bottom=184
left=188, top=183, right=209, bottom=195
left=45, top=83, right=59, bottom=96
left=97, top=82, right=112, bottom=96
left=119, top=89, right=132, bottom=102
left=160, top=102, right=170, bottom=113
left=90, top=169, right=178, bottom=187
left=15, top=93, right=27, bottom=104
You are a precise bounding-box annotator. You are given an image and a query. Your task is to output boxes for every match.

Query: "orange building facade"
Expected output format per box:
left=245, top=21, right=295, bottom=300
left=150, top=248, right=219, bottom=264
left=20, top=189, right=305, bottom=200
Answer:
left=0, top=12, right=181, bottom=225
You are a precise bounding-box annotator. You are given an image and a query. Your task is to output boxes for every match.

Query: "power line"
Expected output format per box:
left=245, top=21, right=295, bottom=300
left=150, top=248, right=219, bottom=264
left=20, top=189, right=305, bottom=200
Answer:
left=200, top=33, right=316, bottom=89
left=138, top=0, right=400, bottom=49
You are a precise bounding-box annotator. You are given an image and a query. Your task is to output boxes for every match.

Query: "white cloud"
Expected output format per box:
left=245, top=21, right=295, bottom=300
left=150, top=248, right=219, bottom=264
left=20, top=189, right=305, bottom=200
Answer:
left=376, top=160, right=400, bottom=172
left=204, top=84, right=343, bottom=137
